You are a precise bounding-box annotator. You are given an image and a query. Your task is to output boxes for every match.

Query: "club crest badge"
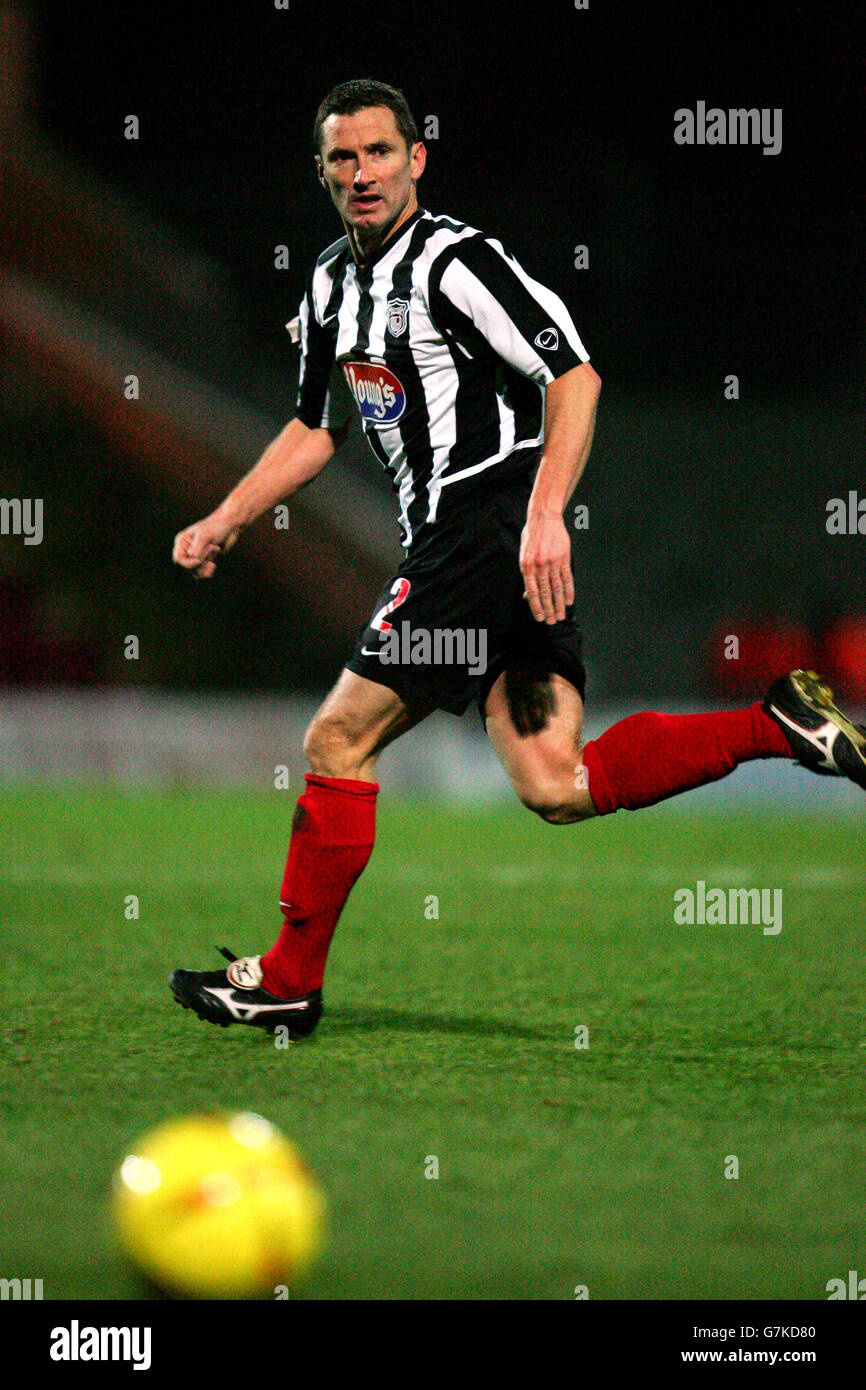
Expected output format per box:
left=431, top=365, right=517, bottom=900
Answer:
left=386, top=297, right=410, bottom=337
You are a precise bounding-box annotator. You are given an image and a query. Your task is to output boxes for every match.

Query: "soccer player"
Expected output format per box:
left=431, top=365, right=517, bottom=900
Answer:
left=169, top=79, right=866, bottom=1038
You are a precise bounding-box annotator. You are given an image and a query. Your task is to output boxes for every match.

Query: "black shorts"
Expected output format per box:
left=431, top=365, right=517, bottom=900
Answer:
left=345, top=475, right=587, bottom=718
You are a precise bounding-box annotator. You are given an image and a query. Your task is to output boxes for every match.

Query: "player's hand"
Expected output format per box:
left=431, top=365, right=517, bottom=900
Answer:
left=519, top=514, right=574, bottom=624
left=172, top=513, right=242, bottom=580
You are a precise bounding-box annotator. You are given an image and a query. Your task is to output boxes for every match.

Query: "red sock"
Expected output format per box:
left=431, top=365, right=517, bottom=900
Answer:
left=582, top=703, right=791, bottom=815
left=260, top=773, right=378, bottom=997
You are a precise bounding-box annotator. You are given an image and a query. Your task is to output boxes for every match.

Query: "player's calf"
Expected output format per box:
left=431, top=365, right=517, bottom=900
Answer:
left=485, top=669, right=593, bottom=821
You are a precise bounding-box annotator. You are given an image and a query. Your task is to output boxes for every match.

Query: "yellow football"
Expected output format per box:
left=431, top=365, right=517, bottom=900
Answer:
left=111, top=1112, right=325, bottom=1298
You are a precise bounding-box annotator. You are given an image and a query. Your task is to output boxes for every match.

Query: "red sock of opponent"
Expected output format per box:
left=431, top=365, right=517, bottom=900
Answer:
left=260, top=773, right=378, bottom=997
left=582, top=702, right=791, bottom=815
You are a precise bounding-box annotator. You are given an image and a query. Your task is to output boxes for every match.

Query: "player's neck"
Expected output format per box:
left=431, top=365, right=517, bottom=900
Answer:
left=348, top=195, right=419, bottom=266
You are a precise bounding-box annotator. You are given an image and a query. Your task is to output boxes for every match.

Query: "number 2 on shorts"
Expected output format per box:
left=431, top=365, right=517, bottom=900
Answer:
left=370, top=577, right=411, bottom=633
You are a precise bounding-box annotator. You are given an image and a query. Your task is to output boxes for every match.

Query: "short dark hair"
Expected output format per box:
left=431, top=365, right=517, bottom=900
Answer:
left=313, top=79, right=419, bottom=158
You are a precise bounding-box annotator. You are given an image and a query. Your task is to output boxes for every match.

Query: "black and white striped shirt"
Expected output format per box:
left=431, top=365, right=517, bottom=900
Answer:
left=295, top=206, right=590, bottom=548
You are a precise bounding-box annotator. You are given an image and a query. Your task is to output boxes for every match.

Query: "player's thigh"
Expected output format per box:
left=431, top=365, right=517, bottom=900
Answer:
left=304, top=667, right=433, bottom=773
left=484, top=668, right=595, bottom=820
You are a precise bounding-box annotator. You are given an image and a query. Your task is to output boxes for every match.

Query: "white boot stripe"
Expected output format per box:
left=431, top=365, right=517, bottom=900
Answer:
left=203, top=986, right=309, bottom=1019
left=769, top=706, right=840, bottom=773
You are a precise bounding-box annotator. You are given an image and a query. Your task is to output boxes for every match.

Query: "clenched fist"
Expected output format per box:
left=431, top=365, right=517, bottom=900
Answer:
left=172, top=513, right=242, bottom=579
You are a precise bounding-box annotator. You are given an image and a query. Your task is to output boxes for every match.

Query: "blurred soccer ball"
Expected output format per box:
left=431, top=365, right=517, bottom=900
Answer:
left=112, top=1112, right=325, bottom=1298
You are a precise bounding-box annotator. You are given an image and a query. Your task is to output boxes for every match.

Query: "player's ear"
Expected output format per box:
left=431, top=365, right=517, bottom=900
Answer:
left=315, top=155, right=326, bottom=187
left=410, top=141, right=427, bottom=178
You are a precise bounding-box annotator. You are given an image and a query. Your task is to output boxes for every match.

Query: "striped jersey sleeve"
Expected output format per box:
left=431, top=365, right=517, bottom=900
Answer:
left=427, top=234, right=589, bottom=384
left=295, top=253, right=354, bottom=430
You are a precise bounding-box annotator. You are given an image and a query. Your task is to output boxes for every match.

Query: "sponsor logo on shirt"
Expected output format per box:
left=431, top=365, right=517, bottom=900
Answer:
left=342, top=361, right=407, bottom=425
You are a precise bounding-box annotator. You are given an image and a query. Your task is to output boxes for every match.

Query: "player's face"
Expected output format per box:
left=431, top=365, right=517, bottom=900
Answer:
left=316, top=107, right=425, bottom=243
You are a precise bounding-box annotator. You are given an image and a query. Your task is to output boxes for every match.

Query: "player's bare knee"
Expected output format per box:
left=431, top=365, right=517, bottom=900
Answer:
left=303, top=711, right=364, bottom=778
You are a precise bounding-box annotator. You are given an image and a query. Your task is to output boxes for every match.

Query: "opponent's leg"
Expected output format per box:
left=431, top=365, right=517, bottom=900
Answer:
left=169, top=671, right=433, bottom=1035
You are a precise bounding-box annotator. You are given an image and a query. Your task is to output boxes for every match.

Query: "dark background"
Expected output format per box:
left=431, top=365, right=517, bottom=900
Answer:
left=34, top=0, right=864, bottom=392
left=3, top=0, right=864, bottom=697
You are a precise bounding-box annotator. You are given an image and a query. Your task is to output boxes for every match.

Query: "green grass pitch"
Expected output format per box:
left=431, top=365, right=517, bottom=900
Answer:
left=2, top=787, right=864, bottom=1300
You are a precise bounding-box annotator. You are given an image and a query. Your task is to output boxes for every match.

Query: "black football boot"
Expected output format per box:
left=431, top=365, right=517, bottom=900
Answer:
left=169, top=948, right=322, bottom=1038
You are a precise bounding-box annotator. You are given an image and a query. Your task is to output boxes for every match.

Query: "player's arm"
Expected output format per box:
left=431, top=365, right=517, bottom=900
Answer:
left=175, top=263, right=352, bottom=579
left=428, top=235, right=598, bottom=623
left=521, top=361, right=601, bottom=624
left=172, top=417, right=348, bottom=579
left=428, top=239, right=603, bottom=625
